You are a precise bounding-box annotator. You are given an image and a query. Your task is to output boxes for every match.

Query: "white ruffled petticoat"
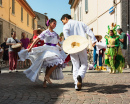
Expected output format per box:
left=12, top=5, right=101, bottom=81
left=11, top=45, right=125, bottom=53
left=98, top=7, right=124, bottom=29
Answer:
left=18, top=44, right=67, bottom=82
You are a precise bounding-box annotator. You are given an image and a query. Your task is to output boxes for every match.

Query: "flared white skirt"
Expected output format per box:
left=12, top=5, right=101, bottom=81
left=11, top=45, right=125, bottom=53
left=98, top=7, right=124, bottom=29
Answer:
left=18, top=45, right=67, bottom=82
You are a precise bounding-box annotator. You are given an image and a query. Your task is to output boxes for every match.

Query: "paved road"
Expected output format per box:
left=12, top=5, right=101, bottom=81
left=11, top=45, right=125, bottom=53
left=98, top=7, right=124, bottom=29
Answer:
left=0, top=65, right=130, bottom=104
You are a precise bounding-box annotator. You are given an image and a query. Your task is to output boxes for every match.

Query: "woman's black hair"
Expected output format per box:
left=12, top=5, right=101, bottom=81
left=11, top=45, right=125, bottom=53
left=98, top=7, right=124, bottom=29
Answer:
left=110, top=30, right=114, bottom=34
left=46, top=18, right=56, bottom=26
left=61, top=14, right=72, bottom=21
left=50, top=18, right=56, bottom=23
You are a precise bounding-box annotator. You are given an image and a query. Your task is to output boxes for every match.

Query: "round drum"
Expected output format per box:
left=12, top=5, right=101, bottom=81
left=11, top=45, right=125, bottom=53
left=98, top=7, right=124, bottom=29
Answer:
left=12, top=43, right=22, bottom=53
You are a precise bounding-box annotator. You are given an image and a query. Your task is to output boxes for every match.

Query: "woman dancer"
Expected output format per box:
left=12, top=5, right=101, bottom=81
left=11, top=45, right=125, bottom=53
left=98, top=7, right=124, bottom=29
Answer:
left=105, top=30, right=124, bottom=73
left=19, top=18, right=66, bottom=87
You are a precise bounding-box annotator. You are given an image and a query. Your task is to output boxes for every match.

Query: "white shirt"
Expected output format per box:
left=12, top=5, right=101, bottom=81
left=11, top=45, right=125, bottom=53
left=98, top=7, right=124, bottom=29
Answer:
left=96, top=41, right=107, bottom=54
left=63, top=19, right=97, bottom=44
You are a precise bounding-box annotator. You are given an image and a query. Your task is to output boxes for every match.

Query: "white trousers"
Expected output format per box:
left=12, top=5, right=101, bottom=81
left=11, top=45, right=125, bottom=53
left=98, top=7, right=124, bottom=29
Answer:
left=70, top=49, right=88, bottom=84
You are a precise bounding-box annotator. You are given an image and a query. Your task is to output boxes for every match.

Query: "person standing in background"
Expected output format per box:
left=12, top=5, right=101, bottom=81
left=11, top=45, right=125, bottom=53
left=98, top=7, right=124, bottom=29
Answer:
left=33, top=29, right=44, bottom=47
left=6, top=31, right=21, bottom=73
left=117, top=28, right=127, bottom=68
left=1, top=38, right=9, bottom=66
left=20, top=32, right=29, bottom=68
left=20, top=32, right=29, bottom=49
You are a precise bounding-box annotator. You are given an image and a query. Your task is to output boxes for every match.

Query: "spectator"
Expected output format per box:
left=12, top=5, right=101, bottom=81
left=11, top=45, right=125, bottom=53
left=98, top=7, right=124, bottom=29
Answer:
left=20, top=32, right=29, bottom=49
left=6, top=31, right=21, bottom=73
left=20, top=32, right=29, bottom=68
left=27, top=38, right=33, bottom=49
left=117, top=28, right=127, bottom=59
left=33, top=29, right=44, bottom=47
left=1, top=38, right=9, bottom=66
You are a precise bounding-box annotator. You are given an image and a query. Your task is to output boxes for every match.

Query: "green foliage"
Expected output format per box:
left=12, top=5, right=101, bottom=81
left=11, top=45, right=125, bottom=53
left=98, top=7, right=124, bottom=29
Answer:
left=59, top=32, right=63, bottom=37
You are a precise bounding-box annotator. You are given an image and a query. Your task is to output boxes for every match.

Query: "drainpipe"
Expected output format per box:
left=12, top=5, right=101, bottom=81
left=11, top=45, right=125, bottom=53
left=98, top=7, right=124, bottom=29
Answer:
left=127, top=0, right=129, bottom=65
left=114, top=0, right=117, bottom=24
left=9, top=0, right=11, bottom=34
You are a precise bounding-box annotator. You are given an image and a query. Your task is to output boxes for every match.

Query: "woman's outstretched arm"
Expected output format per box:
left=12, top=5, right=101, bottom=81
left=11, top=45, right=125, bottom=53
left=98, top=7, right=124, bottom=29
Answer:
left=28, top=37, right=40, bottom=52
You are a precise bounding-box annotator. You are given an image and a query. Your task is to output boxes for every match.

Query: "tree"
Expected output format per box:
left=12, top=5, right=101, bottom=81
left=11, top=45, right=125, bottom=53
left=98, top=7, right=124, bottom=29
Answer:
left=59, top=32, right=63, bottom=37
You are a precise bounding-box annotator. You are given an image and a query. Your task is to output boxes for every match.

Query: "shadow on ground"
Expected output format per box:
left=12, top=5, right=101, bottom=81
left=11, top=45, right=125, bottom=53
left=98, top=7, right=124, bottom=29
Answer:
left=0, top=72, right=130, bottom=104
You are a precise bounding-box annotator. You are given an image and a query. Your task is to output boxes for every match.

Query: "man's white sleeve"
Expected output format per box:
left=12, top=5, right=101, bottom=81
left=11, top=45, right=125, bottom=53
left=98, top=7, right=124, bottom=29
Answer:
left=63, top=24, right=70, bottom=39
left=84, top=24, right=97, bottom=44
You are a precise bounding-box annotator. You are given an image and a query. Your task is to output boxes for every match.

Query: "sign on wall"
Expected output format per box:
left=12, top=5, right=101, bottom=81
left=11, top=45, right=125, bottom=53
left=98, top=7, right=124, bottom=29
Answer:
left=109, top=6, right=115, bottom=14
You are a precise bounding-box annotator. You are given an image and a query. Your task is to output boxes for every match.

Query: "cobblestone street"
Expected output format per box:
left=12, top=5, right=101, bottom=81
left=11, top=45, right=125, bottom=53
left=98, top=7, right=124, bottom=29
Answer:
left=0, top=65, right=130, bottom=104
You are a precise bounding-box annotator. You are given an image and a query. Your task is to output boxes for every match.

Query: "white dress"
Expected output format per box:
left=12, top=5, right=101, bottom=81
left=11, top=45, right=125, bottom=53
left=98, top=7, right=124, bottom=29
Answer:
left=18, top=29, right=67, bottom=82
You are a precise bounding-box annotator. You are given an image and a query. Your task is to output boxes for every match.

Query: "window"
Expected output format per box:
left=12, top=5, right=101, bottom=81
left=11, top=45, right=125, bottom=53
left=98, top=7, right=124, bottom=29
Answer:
left=77, top=7, right=79, bottom=21
left=0, top=0, right=2, bottom=6
left=12, top=0, right=15, bottom=14
left=74, top=14, right=76, bottom=20
left=27, top=13, right=29, bottom=26
left=32, top=18, right=34, bottom=29
left=34, top=23, right=35, bottom=29
left=85, top=0, right=88, bottom=13
left=80, top=7, right=81, bottom=21
left=11, top=28, right=14, bottom=33
left=21, top=7, right=23, bottom=21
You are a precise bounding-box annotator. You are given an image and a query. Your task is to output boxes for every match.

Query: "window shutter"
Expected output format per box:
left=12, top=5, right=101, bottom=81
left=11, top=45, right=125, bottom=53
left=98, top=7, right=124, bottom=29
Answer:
left=12, top=0, right=15, bottom=14
left=0, top=0, right=2, bottom=5
left=85, top=0, right=88, bottom=13
left=32, top=18, right=34, bottom=29
left=27, top=13, right=29, bottom=26
left=77, top=7, right=79, bottom=21
left=21, top=7, right=23, bottom=21
left=80, top=7, right=81, bottom=21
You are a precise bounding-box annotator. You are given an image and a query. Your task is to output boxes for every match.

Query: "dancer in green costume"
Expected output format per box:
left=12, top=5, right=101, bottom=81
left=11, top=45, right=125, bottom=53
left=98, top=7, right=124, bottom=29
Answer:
left=105, top=24, right=124, bottom=74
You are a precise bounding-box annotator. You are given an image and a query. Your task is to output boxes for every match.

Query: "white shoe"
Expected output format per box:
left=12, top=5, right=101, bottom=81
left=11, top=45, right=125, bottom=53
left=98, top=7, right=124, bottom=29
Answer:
left=40, top=70, right=43, bottom=73
left=9, top=70, right=13, bottom=73
left=75, top=84, right=78, bottom=89
left=14, top=69, right=18, bottom=72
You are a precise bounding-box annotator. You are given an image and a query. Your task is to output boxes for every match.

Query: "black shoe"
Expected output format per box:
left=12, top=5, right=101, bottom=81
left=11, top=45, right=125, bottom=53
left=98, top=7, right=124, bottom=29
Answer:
left=77, top=75, right=82, bottom=90
left=14, top=69, right=18, bottom=72
left=9, top=70, right=13, bottom=73
left=75, top=89, right=81, bottom=91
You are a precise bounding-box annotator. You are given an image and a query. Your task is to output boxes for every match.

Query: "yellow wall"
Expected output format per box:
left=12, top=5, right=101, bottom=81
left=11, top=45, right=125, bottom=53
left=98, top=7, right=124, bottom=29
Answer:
left=0, top=0, right=37, bottom=37
left=0, top=0, right=9, bottom=21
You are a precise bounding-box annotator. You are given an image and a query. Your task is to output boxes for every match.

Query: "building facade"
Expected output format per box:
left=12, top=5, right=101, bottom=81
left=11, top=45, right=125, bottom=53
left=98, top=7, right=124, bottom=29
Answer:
left=0, top=0, right=37, bottom=43
left=69, top=0, right=130, bottom=66
left=35, top=11, right=48, bottom=30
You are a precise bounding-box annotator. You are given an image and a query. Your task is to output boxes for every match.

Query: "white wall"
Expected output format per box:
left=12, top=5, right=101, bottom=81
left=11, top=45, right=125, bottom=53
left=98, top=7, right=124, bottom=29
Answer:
left=71, top=0, right=122, bottom=43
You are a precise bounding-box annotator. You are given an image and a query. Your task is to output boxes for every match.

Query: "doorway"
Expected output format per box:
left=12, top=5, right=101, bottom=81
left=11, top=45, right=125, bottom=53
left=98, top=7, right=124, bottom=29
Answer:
left=0, top=21, right=3, bottom=44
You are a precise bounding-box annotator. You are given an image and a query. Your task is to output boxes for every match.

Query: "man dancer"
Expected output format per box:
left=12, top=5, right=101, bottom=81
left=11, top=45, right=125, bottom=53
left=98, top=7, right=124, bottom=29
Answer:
left=61, top=14, right=97, bottom=91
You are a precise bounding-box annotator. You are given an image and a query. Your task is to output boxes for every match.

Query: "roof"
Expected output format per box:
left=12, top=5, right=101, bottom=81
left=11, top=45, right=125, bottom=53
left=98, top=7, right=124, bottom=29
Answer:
left=17, top=0, right=36, bottom=17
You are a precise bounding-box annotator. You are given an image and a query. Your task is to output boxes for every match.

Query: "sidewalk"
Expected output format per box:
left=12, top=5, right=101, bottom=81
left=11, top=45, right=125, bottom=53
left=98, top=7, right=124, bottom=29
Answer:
left=0, top=65, right=130, bottom=104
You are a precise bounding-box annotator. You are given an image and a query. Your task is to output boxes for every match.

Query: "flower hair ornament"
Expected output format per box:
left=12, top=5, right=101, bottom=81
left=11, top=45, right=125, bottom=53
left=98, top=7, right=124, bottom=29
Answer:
left=107, top=23, right=120, bottom=35
left=46, top=19, right=50, bottom=26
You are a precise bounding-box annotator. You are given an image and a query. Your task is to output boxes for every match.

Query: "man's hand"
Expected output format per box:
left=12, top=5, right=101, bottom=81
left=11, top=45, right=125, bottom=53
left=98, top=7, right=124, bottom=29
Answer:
left=119, top=39, right=124, bottom=42
left=92, top=42, right=96, bottom=47
left=12, top=43, right=16, bottom=45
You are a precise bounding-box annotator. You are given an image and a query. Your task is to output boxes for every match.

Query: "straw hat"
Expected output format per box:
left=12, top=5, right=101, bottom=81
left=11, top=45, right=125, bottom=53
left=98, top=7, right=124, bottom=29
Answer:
left=33, top=28, right=44, bottom=35
left=95, top=35, right=102, bottom=41
left=63, top=35, right=88, bottom=54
